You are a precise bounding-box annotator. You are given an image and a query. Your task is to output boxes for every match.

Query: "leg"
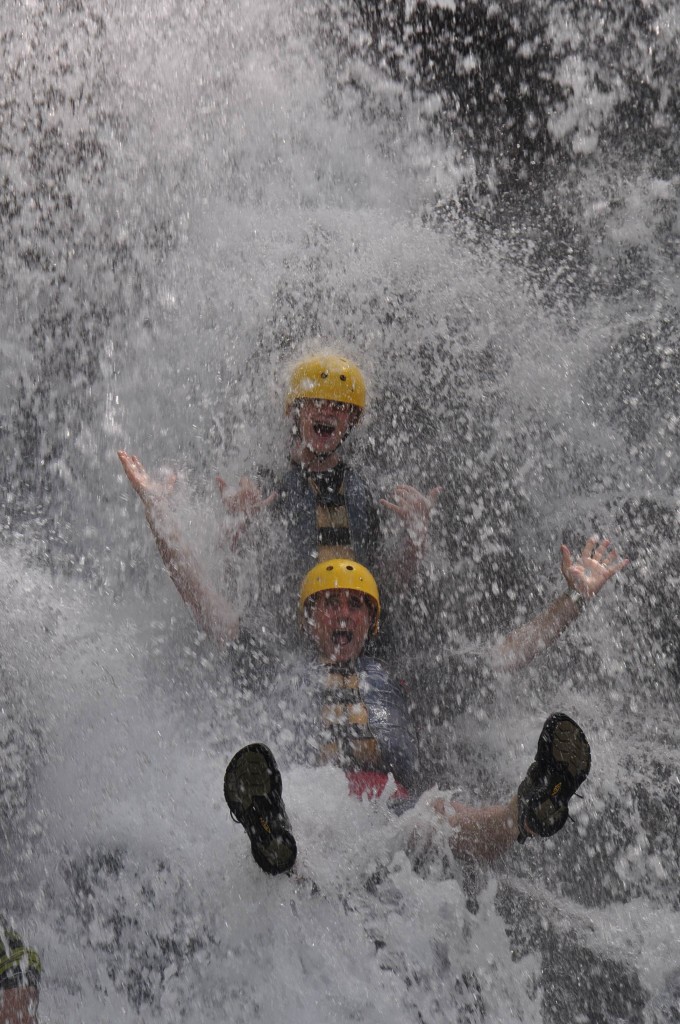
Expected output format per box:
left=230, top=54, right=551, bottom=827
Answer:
left=427, top=712, right=591, bottom=863
left=430, top=796, right=519, bottom=862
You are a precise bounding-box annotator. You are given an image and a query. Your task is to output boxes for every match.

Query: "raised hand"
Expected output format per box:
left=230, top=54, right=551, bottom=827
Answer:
left=216, top=475, right=277, bottom=551
left=380, top=484, right=442, bottom=551
left=215, top=475, right=277, bottom=518
left=118, top=450, right=177, bottom=509
left=561, top=536, right=630, bottom=601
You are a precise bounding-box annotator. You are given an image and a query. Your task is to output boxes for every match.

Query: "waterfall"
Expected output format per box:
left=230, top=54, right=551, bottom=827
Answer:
left=1, top=0, right=678, bottom=1020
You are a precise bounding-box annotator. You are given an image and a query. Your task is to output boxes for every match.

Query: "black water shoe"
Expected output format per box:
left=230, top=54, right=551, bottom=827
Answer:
left=224, top=743, right=297, bottom=875
left=517, top=712, right=591, bottom=843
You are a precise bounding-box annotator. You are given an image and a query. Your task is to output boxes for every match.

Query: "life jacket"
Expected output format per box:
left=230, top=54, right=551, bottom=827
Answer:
left=274, top=463, right=381, bottom=575
left=303, top=656, right=417, bottom=794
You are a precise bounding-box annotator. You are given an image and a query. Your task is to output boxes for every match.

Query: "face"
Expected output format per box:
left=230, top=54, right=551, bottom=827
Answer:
left=295, top=399, right=358, bottom=459
left=305, top=589, right=374, bottom=664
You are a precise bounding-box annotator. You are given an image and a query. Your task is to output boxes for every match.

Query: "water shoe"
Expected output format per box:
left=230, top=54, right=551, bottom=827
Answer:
left=517, top=712, right=591, bottom=843
left=224, top=743, right=297, bottom=875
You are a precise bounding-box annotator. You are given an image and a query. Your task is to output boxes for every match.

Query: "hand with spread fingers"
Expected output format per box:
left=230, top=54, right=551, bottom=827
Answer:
left=216, top=475, right=277, bottom=518
left=118, top=450, right=177, bottom=509
left=380, top=484, right=442, bottom=553
left=216, top=475, right=277, bottom=551
left=494, top=535, right=630, bottom=672
left=561, top=536, right=630, bottom=601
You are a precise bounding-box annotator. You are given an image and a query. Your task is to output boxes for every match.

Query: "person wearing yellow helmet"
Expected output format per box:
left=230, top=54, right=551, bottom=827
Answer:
left=285, top=352, right=366, bottom=465
left=215, top=350, right=441, bottom=597
left=223, top=557, right=595, bottom=875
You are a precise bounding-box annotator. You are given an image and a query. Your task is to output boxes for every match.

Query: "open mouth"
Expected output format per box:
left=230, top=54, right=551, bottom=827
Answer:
left=313, top=421, right=336, bottom=437
left=332, top=629, right=353, bottom=646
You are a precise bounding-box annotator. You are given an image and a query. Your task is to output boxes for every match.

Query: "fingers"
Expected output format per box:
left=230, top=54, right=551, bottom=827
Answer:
left=587, top=538, right=630, bottom=574
left=216, top=474, right=275, bottom=518
left=380, top=498, right=407, bottom=519
left=391, top=489, right=421, bottom=501
left=118, top=450, right=144, bottom=475
left=603, top=557, right=630, bottom=579
left=118, top=450, right=145, bottom=490
left=593, top=538, right=613, bottom=562
left=387, top=484, right=442, bottom=519
left=118, top=450, right=180, bottom=506
left=393, top=484, right=442, bottom=506
left=581, top=535, right=598, bottom=559
left=578, top=536, right=629, bottom=571
left=565, top=535, right=629, bottom=597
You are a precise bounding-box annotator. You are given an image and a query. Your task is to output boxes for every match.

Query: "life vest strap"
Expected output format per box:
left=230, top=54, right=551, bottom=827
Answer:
left=308, top=472, right=354, bottom=560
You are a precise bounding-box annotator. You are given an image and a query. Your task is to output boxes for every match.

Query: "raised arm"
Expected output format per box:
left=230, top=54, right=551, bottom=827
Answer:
left=118, top=451, right=240, bottom=644
left=493, top=536, right=629, bottom=672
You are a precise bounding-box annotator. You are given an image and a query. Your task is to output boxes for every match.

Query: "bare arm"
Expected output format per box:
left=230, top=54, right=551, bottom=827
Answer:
left=118, top=451, right=239, bottom=644
left=493, top=537, right=629, bottom=672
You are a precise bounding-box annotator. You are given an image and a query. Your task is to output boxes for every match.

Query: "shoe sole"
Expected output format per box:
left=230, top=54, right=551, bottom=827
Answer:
left=224, top=745, right=282, bottom=820
left=546, top=715, right=591, bottom=785
left=224, top=744, right=297, bottom=876
left=519, top=713, right=591, bottom=841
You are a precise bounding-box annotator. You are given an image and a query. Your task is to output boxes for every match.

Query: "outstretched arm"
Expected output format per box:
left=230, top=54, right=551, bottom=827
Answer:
left=493, top=537, right=629, bottom=672
left=118, top=451, right=239, bottom=644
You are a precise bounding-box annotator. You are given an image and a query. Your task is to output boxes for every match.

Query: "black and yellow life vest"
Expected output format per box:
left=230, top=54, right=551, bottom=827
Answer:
left=305, top=467, right=355, bottom=561
left=317, top=666, right=381, bottom=770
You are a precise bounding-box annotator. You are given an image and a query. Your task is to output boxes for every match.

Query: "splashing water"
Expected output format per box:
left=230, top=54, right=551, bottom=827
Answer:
left=1, top=0, right=679, bottom=1021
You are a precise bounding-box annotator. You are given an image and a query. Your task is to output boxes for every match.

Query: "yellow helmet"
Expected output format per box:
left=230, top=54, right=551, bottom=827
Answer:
left=285, top=353, right=366, bottom=414
left=299, top=558, right=381, bottom=632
